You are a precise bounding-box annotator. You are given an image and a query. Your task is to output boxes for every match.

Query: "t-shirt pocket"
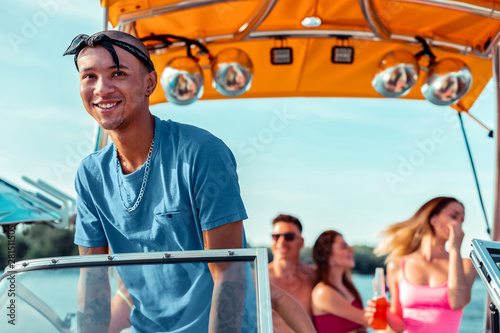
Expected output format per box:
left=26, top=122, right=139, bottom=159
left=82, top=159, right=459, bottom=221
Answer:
left=151, top=210, right=199, bottom=251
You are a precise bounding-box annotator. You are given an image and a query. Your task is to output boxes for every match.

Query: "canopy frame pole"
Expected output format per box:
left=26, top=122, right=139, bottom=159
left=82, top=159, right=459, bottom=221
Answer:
left=246, top=30, right=477, bottom=57
left=359, top=0, right=391, bottom=40
left=483, top=34, right=500, bottom=333
left=493, top=43, right=500, bottom=241
left=457, top=111, right=490, bottom=235
left=485, top=30, right=500, bottom=58
left=102, top=5, right=109, bottom=31
left=92, top=5, right=111, bottom=152
left=396, top=0, right=500, bottom=19
left=117, top=0, right=243, bottom=26
left=235, top=0, right=277, bottom=41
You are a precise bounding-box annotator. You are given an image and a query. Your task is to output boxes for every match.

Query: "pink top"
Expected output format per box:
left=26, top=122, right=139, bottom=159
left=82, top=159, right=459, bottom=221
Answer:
left=399, top=257, right=463, bottom=333
left=313, top=299, right=363, bottom=333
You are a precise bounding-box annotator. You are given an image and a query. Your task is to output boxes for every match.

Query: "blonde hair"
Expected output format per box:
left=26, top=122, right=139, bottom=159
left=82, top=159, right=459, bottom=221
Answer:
left=375, top=197, right=462, bottom=263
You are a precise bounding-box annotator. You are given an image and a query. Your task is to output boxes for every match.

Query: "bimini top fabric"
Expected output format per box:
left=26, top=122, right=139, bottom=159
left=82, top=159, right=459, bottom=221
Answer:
left=100, top=0, right=499, bottom=110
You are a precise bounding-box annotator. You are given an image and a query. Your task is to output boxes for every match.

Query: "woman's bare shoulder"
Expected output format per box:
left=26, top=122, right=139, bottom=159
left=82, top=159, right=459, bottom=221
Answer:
left=386, top=257, right=402, bottom=279
left=387, top=257, right=401, bottom=271
left=312, top=282, right=341, bottom=301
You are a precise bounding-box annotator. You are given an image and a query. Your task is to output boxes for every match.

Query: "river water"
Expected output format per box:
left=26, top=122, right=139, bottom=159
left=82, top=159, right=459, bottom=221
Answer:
left=0, top=269, right=490, bottom=332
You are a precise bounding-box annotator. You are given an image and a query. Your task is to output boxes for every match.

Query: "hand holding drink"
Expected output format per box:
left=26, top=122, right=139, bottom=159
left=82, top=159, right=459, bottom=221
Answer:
left=371, top=267, right=389, bottom=330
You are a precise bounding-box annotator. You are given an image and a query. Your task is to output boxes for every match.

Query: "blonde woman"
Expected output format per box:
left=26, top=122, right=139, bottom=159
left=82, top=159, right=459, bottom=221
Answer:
left=373, top=197, right=476, bottom=333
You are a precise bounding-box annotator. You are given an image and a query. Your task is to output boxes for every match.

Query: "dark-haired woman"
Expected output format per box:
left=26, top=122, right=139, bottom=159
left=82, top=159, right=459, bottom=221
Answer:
left=311, top=230, right=370, bottom=333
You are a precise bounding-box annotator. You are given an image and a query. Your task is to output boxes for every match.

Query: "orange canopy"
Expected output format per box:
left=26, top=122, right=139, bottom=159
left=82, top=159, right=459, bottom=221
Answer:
left=100, top=0, right=500, bottom=110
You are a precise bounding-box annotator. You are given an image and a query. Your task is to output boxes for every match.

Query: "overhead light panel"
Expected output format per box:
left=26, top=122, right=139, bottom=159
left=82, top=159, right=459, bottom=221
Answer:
left=271, top=47, right=293, bottom=65
left=331, top=46, right=354, bottom=64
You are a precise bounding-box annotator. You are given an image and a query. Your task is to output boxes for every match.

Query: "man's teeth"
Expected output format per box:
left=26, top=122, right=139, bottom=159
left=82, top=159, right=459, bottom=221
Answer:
left=98, top=103, right=117, bottom=109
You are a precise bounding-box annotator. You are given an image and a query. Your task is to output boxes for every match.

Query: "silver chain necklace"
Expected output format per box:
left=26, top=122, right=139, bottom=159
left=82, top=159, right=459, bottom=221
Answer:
left=116, top=138, right=155, bottom=212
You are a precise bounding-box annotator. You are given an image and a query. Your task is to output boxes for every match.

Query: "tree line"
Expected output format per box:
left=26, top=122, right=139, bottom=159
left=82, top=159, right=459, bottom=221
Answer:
left=0, top=224, right=385, bottom=275
left=263, top=245, right=386, bottom=275
left=0, top=224, right=78, bottom=269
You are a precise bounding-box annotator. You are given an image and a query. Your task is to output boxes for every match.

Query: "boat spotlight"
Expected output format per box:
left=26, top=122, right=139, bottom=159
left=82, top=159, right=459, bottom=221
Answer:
left=212, top=48, right=253, bottom=97
left=421, top=58, right=472, bottom=106
left=160, top=57, right=204, bottom=105
left=372, top=50, right=420, bottom=98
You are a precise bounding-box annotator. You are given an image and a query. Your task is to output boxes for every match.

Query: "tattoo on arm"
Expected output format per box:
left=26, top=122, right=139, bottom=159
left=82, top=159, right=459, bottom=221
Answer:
left=79, top=246, right=90, bottom=256
left=77, top=297, right=111, bottom=330
left=212, top=281, right=245, bottom=333
left=84, top=267, right=109, bottom=285
left=77, top=266, right=111, bottom=333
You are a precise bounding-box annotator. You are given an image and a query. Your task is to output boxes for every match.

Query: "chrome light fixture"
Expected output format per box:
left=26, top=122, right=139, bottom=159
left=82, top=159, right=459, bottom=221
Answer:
left=160, top=57, right=204, bottom=105
left=372, top=50, right=420, bottom=98
left=143, top=34, right=208, bottom=105
left=212, top=48, right=253, bottom=97
left=143, top=34, right=254, bottom=102
left=421, top=58, right=472, bottom=106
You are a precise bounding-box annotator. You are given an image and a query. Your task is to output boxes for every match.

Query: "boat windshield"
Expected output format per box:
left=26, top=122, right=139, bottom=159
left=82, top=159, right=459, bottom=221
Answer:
left=0, top=249, right=271, bottom=333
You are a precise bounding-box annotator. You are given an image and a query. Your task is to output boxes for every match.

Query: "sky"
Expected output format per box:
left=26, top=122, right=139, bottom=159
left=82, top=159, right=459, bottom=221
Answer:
left=0, top=1, right=496, bottom=255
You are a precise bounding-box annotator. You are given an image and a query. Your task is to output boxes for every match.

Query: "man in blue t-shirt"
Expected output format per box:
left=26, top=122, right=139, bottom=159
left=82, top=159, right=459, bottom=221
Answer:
left=64, top=31, right=255, bottom=333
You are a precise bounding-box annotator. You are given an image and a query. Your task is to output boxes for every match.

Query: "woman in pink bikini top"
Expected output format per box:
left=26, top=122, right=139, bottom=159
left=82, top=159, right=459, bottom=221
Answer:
left=311, top=230, right=371, bottom=333
left=373, top=196, right=477, bottom=333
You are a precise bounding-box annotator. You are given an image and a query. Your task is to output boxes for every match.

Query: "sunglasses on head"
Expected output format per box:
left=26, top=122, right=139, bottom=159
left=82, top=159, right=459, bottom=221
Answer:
left=63, top=33, right=155, bottom=73
left=271, top=233, right=298, bottom=241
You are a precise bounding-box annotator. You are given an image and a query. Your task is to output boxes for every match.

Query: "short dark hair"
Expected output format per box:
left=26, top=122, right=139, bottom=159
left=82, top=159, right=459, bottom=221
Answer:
left=272, top=214, right=303, bottom=233
left=100, top=30, right=150, bottom=57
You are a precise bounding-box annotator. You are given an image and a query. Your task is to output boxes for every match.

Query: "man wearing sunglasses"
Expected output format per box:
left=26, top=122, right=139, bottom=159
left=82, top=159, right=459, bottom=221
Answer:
left=268, top=214, right=316, bottom=333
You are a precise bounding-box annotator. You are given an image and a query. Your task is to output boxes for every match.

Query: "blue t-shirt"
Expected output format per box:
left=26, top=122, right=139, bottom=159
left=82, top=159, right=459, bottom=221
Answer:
left=74, top=116, right=256, bottom=332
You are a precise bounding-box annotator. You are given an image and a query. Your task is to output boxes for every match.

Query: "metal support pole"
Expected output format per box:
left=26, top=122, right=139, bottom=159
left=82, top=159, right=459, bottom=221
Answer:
left=457, top=112, right=491, bottom=235
left=484, top=40, right=500, bottom=333
left=491, top=302, right=499, bottom=333
left=493, top=44, right=500, bottom=242
left=92, top=5, right=111, bottom=152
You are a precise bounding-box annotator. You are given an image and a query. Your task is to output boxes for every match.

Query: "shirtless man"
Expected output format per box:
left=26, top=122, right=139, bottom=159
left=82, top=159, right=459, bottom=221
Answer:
left=268, top=214, right=316, bottom=333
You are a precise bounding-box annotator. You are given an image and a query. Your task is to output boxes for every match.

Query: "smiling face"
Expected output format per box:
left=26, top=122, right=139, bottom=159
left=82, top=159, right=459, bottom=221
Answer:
left=430, top=201, right=465, bottom=240
left=330, top=235, right=355, bottom=269
left=271, top=222, right=304, bottom=262
left=77, top=44, right=156, bottom=131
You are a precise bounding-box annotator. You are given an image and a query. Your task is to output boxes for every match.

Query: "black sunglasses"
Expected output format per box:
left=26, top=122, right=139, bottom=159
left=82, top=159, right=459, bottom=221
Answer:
left=271, top=233, right=298, bottom=241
